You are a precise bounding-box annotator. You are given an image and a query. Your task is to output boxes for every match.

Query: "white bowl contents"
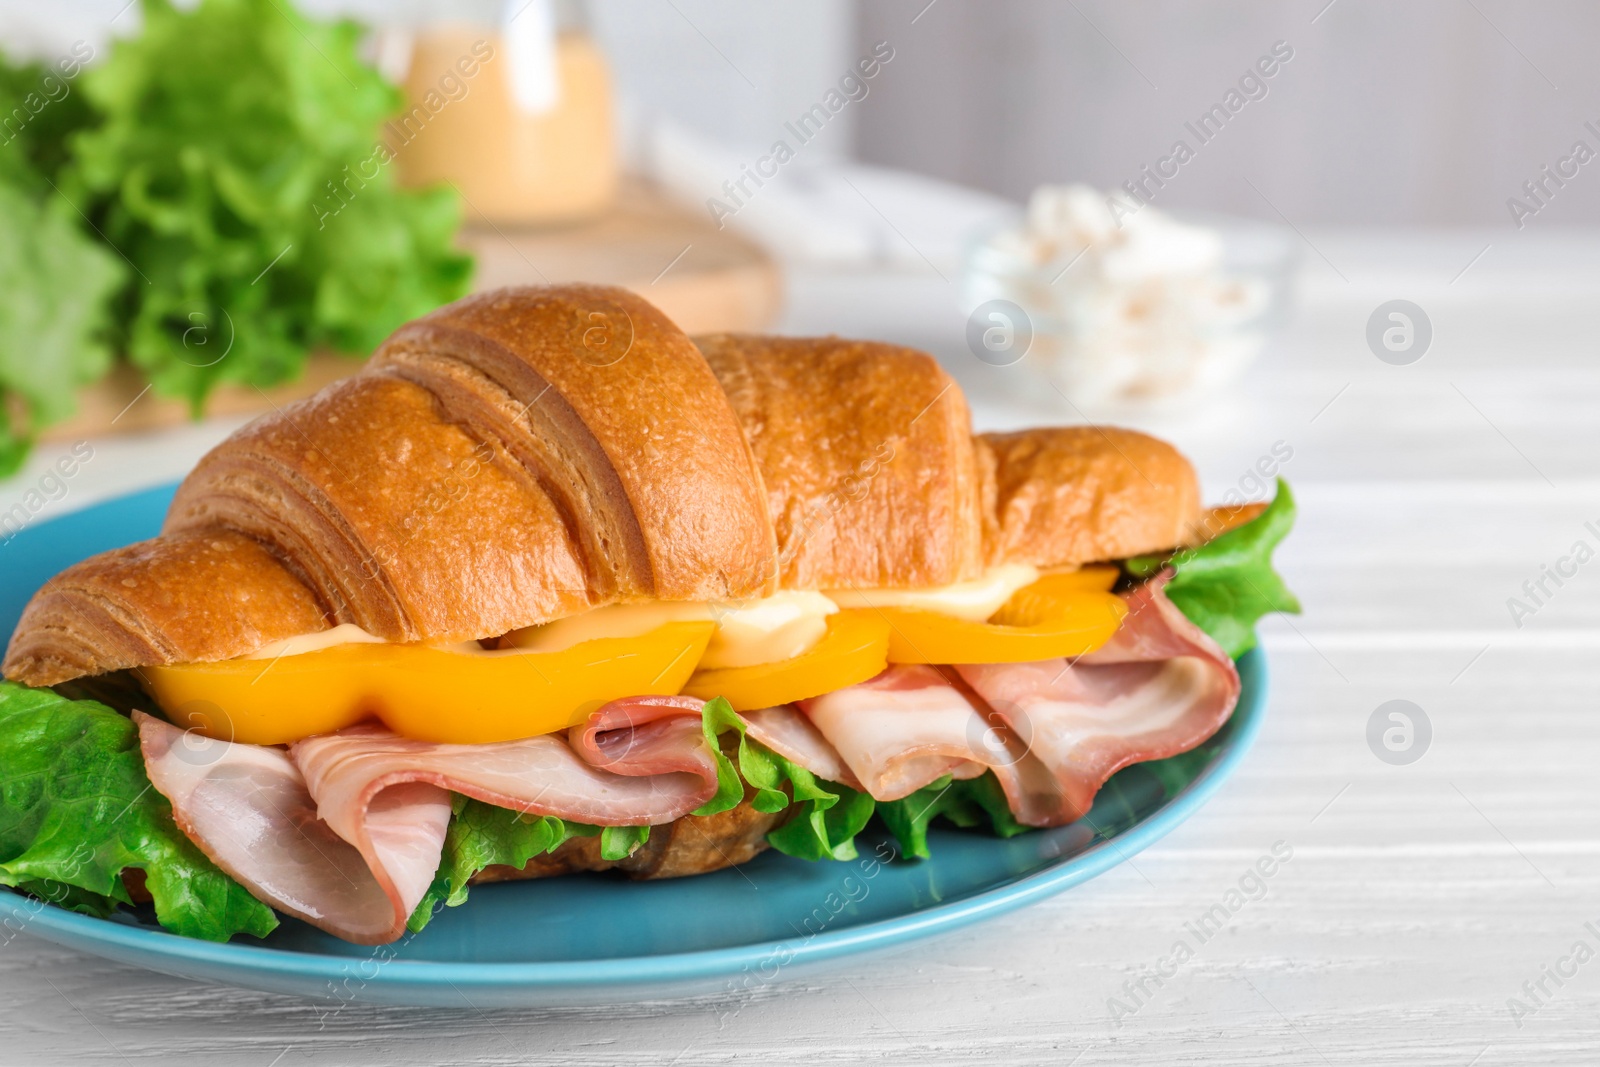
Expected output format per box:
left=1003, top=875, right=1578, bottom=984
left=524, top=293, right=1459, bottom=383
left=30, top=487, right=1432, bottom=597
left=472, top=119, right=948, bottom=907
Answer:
left=963, top=184, right=1293, bottom=409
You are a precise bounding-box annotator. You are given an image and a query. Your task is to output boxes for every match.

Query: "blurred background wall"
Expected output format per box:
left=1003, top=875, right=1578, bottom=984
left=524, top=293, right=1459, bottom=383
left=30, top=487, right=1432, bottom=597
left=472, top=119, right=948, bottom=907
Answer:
left=6, top=0, right=1600, bottom=226
left=853, top=0, right=1600, bottom=226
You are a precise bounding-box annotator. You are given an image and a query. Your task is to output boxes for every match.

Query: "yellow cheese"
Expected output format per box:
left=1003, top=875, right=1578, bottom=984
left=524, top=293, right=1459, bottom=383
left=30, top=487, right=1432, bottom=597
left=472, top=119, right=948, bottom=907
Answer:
left=501, top=591, right=837, bottom=670
left=699, top=591, right=838, bottom=669
left=824, top=563, right=1041, bottom=622
left=243, top=622, right=387, bottom=659
left=239, top=589, right=840, bottom=673
left=147, top=622, right=717, bottom=746
left=147, top=568, right=1125, bottom=746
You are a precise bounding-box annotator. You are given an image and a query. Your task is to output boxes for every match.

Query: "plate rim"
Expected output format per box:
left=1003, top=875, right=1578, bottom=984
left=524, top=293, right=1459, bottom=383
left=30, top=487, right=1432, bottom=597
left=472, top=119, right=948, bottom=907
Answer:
left=0, top=483, right=1268, bottom=995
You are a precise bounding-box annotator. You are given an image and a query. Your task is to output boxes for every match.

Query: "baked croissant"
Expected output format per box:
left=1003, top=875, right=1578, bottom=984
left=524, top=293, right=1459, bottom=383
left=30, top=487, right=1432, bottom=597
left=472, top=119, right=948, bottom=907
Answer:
left=4, top=287, right=1197, bottom=684
left=2, top=285, right=1260, bottom=943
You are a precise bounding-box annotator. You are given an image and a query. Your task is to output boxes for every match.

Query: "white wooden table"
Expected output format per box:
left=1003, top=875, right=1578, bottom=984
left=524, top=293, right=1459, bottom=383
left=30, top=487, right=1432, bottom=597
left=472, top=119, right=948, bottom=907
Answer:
left=1, top=228, right=1595, bottom=1065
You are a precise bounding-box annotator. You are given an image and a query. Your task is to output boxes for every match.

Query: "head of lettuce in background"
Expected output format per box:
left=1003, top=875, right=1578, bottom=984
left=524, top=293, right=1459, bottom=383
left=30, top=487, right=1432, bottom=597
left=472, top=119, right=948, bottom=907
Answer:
left=0, top=54, right=124, bottom=477
left=0, top=0, right=473, bottom=477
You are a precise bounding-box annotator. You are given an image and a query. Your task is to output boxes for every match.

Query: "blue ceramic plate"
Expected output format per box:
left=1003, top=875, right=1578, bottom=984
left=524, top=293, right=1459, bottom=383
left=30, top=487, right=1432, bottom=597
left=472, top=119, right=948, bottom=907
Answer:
left=0, top=484, right=1267, bottom=1007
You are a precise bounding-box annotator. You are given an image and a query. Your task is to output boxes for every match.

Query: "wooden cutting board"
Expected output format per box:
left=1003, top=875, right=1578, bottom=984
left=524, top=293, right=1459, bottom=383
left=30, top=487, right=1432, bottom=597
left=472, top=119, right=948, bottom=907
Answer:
left=41, top=180, right=781, bottom=441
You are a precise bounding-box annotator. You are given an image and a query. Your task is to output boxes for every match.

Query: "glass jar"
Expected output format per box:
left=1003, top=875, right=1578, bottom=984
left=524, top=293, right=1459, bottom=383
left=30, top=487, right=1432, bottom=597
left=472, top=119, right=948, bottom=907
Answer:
left=388, top=0, right=618, bottom=226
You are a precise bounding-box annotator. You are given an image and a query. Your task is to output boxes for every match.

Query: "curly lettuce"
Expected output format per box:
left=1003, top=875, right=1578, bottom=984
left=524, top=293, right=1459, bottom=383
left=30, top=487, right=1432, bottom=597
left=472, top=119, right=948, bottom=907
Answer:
left=0, top=0, right=472, bottom=471
left=697, top=697, right=875, bottom=861
left=1126, top=477, right=1300, bottom=658
left=66, top=0, right=472, bottom=408
left=0, top=49, right=96, bottom=191
left=0, top=52, right=123, bottom=475
left=876, top=773, right=1025, bottom=860
left=407, top=798, right=604, bottom=932
left=0, top=682, right=277, bottom=940
left=0, top=181, right=124, bottom=476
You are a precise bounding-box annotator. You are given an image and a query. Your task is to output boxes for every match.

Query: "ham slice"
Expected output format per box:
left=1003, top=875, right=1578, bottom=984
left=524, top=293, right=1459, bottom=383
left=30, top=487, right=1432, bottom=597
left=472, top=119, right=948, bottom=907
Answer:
left=799, top=666, right=987, bottom=800
left=740, top=705, right=864, bottom=791
left=139, top=696, right=724, bottom=943
left=778, top=575, right=1239, bottom=828
left=798, top=665, right=1063, bottom=822
left=569, top=694, right=718, bottom=788
left=292, top=697, right=720, bottom=841
left=136, top=712, right=443, bottom=944
left=956, top=573, right=1240, bottom=823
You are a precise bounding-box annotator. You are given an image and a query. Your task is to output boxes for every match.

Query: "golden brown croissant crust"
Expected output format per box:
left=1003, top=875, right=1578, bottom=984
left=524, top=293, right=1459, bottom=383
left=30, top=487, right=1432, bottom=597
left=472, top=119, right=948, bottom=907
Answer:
left=980, top=426, right=1200, bottom=568
left=6, top=286, right=778, bottom=685
left=696, top=333, right=983, bottom=592
left=2, top=530, right=328, bottom=688
left=3, top=286, right=1202, bottom=688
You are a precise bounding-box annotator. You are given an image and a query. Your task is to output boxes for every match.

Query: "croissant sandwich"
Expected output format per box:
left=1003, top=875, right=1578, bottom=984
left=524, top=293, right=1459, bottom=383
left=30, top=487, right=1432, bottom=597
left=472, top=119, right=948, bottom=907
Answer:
left=0, top=285, right=1298, bottom=945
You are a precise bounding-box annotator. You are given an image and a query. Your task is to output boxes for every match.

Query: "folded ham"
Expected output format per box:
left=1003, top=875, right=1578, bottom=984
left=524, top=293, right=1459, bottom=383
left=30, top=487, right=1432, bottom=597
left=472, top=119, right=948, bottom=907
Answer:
left=798, top=666, right=1063, bottom=825
left=800, top=667, right=986, bottom=799
left=784, top=573, right=1239, bottom=826
left=138, top=697, right=723, bottom=944
left=740, top=704, right=865, bottom=791
left=292, top=697, right=719, bottom=838
left=136, top=712, right=439, bottom=945
left=957, top=572, right=1239, bottom=823
left=960, top=572, right=1235, bottom=825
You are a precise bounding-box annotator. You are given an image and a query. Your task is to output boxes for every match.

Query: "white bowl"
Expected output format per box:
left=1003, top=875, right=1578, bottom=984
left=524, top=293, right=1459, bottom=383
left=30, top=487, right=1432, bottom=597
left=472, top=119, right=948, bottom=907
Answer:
left=961, top=210, right=1299, bottom=412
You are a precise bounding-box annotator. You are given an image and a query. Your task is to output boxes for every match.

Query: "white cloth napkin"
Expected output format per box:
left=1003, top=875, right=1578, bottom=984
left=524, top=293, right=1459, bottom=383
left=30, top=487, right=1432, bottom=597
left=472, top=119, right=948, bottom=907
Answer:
left=630, top=116, right=1016, bottom=272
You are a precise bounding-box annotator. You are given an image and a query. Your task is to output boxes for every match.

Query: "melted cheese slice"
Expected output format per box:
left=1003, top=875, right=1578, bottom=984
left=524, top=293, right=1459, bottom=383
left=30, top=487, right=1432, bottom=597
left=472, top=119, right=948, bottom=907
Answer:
left=247, top=623, right=486, bottom=659
left=239, top=566, right=1042, bottom=672
left=245, top=593, right=842, bottom=671
left=504, top=591, right=838, bottom=670
left=245, top=623, right=387, bottom=660
left=824, top=563, right=1041, bottom=623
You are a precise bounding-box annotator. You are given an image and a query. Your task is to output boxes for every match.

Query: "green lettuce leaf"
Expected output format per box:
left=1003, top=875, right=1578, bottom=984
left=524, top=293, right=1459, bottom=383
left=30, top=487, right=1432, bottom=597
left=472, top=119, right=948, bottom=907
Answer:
left=67, top=0, right=472, bottom=409
left=1125, top=477, right=1300, bottom=659
left=11, top=878, right=124, bottom=919
left=598, top=824, right=651, bottom=862
left=407, top=797, right=654, bottom=932
left=698, top=696, right=874, bottom=860
left=766, top=778, right=876, bottom=862
left=0, top=50, right=115, bottom=472
left=407, top=796, right=598, bottom=932
left=0, top=682, right=277, bottom=941
left=876, top=773, right=1027, bottom=860
left=0, top=53, right=96, bottom=192
left=0, top=166, right=123, bottom=475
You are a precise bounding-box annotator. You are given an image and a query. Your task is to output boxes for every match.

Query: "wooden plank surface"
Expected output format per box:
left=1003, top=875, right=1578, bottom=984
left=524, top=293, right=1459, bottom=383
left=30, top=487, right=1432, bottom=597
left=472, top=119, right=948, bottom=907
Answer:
left=0, top=229, right=1594, bottom=1064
